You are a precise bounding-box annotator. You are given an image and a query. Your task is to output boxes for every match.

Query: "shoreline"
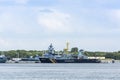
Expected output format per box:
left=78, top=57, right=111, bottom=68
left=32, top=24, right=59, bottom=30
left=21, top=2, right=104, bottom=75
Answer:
left=4, top=60, right=120, bottom=64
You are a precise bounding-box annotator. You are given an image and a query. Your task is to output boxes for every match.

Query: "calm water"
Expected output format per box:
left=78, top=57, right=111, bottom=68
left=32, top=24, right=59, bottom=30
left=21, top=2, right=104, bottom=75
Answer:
left=0, top=63, right=120, bottom=80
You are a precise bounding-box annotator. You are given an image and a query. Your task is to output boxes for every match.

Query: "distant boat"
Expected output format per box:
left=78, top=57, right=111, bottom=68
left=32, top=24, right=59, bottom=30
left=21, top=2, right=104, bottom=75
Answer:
left=20, top=55, right=40, bottom=63
left=0, top=55, right=7, bottom=63
left=39, top=44, right=101, bottom=63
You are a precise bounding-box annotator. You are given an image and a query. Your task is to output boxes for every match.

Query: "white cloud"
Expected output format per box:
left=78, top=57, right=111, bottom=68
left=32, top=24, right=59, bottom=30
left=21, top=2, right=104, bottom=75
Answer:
left=37, top=9, right=73, bottom=33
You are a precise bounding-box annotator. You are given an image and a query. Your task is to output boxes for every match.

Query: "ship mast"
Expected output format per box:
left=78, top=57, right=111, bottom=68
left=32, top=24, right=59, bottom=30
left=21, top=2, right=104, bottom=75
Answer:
left=48, top=43, right=55, bottom=54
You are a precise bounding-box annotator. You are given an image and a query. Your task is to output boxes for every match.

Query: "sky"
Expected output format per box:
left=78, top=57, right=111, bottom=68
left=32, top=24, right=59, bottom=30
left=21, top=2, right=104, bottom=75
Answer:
left=0, top=0, right=120, bottom=51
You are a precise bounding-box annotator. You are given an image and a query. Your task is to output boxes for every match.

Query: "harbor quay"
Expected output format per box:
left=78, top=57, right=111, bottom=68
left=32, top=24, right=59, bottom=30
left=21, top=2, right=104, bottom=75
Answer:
left=5, top=59, right=119, bottom=64
left=6, top=60, right=40, bottom=64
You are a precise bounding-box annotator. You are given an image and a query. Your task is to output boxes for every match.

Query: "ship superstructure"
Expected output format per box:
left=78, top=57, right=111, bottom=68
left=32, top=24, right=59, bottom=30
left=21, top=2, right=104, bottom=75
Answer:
left=0, top=55, right=7, bottom=63
left=40, top=44, right=101, bottom=63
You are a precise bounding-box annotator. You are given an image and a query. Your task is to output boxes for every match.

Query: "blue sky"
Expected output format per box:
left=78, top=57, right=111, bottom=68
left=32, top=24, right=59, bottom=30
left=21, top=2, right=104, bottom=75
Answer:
left=0, top=0, right=120, bottom=51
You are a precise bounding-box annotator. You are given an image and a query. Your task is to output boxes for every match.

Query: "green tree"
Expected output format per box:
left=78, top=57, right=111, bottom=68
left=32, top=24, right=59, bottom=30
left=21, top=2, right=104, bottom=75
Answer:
left=71, top=47, right=78, bottom=54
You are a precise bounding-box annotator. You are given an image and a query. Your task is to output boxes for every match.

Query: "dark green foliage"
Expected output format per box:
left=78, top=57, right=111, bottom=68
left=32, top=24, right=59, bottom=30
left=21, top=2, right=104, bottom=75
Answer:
left=105, top=52, right=120, bottom=60
left=71, top=47, right=78, bottom=54
left=1, top=49, right=120, bottom=60
left=2, top=50, right=44, bottom=59
left=84, top=51, right=106, bottom=57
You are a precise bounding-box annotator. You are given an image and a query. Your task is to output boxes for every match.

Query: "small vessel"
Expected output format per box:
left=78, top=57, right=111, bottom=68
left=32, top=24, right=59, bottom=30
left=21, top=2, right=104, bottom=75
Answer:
left=20, top=55, right=40, bottom=63
left=40, top=44, right=101, bottom=63
left=0, top=55, right=7, bottom=63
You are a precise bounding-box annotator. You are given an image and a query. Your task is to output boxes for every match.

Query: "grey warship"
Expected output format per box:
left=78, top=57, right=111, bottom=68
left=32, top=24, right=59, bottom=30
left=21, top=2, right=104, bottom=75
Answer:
left=0, top=55, right=7, bottom=63
left=40, top=44, right=101, bottom=63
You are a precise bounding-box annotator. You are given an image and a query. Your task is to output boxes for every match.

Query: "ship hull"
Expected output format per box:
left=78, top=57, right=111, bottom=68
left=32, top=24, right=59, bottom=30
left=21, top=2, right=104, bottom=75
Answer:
left=40, top=58, right=101, bottom=63
left=0, top=58, right=7, bottom=63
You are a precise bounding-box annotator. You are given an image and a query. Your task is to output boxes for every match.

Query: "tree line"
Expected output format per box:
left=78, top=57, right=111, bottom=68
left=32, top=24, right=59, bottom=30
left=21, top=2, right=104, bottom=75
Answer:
left=0, top=50, right=44, bottom=60
left=71, top=47, right=120, bottom=60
